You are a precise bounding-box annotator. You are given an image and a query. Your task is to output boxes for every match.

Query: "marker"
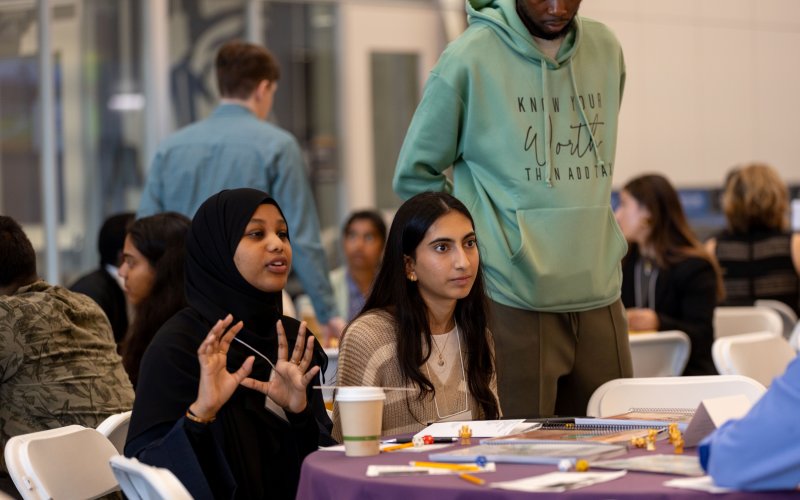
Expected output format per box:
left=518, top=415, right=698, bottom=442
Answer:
left=384, top=437, right=458, bottom=444
left=409, top=461, right=480, bottom=472
left=458, top=473, right=486, bottom=486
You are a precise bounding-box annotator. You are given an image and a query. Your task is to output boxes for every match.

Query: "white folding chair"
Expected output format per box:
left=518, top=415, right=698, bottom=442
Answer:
left=628, top=331, right=690, bottom=377
left=754, top=299, right=799, bottom=338
left=4, top=425, right=119, bottom=500
left=97, top=410, right=132, bottom=454
left=586, top=375, right=766, bottom=417
left=712, top=331, right=797, bottom=387
left=713, top=306, right=783, bottom=338
left=790, top=322, right=800, bottom=352
left=109, top=455, right=192, bottom=500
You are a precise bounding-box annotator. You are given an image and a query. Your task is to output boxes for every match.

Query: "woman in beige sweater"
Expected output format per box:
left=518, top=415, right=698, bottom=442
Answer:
left=333, top=192, right=500, bottom=439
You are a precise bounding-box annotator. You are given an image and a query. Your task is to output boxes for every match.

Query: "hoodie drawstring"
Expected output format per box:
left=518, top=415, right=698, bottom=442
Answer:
left=541, top=59, right=553, bottom=188
left=569, top=63, right=604, bottom=172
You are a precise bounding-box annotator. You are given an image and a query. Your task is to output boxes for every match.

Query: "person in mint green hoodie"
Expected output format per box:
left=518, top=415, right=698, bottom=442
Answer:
left=393, top=0, right=632, bottom=418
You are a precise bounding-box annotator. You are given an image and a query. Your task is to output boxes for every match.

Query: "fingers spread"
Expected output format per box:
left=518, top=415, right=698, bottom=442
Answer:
left=241, top=377, right=270, bottom=395
left=297, top=334, right=316, bottom=372
left=220, top=320, right=244, bottom=351
left=276, top=320, right=288, bottom=361
left=290, top=320, right=307, bottom=364
left=231, top=356, right=255, bottom=383
left=301, top=365, right=320, bottom=386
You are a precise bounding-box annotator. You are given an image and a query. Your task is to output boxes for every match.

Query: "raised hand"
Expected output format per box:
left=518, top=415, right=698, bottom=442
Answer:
left=189, top=314, right=253, bottom=421
left=240, top=320, right=320, bottom=414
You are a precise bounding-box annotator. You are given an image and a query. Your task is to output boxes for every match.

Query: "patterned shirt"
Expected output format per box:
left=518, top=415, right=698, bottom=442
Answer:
left=0, top=280, right=134, bottom=472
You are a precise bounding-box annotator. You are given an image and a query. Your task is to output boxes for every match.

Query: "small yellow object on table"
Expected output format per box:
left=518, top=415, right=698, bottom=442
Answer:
left=459, top=424, right=473, bottom=445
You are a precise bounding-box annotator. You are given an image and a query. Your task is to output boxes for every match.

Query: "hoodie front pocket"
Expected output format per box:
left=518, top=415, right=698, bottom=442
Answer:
left=508, top=205, right=627, bottom=310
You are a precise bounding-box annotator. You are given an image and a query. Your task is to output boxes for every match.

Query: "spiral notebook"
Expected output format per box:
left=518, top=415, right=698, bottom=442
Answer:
left=484, top=408, right=694, bottom=445
left=484, top=426, right=661, bottom=444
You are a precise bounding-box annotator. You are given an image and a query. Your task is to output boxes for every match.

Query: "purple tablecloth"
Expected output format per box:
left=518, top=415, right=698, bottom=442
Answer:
left=297, top=441, right=798, bottom=499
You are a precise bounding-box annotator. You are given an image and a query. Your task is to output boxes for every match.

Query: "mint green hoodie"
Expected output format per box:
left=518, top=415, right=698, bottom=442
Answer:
left=393, top=0, right=627, bottom=312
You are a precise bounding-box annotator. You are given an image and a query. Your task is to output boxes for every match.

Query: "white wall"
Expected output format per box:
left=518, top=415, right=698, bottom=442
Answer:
left=580, top=0, right=800, bottom=187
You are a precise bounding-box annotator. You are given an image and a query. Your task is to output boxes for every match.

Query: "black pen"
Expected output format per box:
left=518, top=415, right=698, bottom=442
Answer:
left=383, top=437, right=458, bottom=444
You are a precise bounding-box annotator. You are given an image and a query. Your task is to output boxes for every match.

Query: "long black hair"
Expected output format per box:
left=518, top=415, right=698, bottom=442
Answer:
left=121, top=212, right=191, bottom=388
left=356, top=192, right=499, bottom=419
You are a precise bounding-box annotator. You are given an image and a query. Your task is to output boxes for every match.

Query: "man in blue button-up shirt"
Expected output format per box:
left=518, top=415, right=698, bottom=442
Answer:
left=138, top=40, right=344, bottom=340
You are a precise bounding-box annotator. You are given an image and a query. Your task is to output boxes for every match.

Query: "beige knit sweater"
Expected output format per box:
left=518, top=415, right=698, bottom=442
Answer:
left=332, top=310, right=499, bottom=441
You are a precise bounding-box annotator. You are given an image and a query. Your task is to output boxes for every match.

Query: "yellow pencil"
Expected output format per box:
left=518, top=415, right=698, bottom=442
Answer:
left=409, top=461, right=480, bottom=471
left=382, top=442, right=415, bottom=452
left=458, top=473, right=486, bottom=486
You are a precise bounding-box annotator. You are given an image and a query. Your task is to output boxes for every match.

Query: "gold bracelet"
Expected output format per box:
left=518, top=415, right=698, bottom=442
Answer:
left=186, top=407, right=216, bottom=424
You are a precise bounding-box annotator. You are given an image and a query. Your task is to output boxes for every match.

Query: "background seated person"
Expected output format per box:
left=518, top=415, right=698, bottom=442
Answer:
left=118, top=212, right=190, bottom=388
left=333, top=192, right=500, bottom=439
left=332, top=210, right=386, bottom=321
left=615, top=174, right=724, bottom=375
left=295, top=209, right=386, bottom=343
left=125, top=189, right=332, bottom=500
left=70, top=211, right=134, bottom=345
left=705, top=163, right=800, bottom=316
left=0, top=216, right=134, bottom=493
left=700, top=355, right=800, bottom=490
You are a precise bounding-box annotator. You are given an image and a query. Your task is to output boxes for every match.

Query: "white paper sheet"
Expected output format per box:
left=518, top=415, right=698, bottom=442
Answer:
left=365, top=462, right=496, bottom=477
left=664, top=475, right=732, bottom=494
left=412, top=419, right=531, bottom=439
left=490, top=470, right=627, bottom=492
left=683, top=395, right=752, bottom=447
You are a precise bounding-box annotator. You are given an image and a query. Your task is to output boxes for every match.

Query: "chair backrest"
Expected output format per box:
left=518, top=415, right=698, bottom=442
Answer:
left=754, top=299, right=799, bottom=338
left=96, top=410, right=132, bottom=454
left=790, top=322, right=800, bottom=352
left=586, top=375, right=766, bottom=417
left=713, top=306, right=783, bottom=338
left=4, top=425, right=119, bottom=500
left=109, top=455, right=192, bottom=500
left=712, top=331, right=797, bottom=387
left=628, top=331, right=690, bottom=377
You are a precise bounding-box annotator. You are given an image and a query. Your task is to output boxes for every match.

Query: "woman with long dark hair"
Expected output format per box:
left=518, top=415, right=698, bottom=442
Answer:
left=118, top=212, right=190, bottom=387
left=332, top=192, right=499, bottom=438
left=615, top=174, right=724, bottom=375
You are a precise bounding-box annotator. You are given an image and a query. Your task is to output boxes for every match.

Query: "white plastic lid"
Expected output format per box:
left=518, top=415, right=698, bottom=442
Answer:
left=335, top=386, right=386, bottom=402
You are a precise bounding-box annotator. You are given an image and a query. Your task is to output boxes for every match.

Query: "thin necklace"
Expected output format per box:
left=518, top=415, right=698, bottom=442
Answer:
left=424, top=324, right=468, bottom=420
left=430, top=330, right=452, bottom=367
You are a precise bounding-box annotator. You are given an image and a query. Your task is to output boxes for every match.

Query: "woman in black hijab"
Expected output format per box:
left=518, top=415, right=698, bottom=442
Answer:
left=125, top=188, right=332, bottom=500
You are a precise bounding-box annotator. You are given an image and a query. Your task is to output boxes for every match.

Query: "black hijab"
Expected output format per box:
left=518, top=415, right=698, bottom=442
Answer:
left=186, top=188, right=285, bottom=345
left=127, top=188, right=330, bottom=499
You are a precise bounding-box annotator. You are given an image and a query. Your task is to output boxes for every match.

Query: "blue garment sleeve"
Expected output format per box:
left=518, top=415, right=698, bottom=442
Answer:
left=268, top=139, right=337, bottom=324
left=125, top=417, right=236, bottom=500
left=137, top=152, right=166, bottom=218
left=699, top=356, right=800, bottom=491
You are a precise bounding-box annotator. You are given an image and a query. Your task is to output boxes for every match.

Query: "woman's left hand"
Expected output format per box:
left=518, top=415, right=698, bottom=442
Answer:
left=240, top=320, right=320, bottom=414
left=190, top=315, right=253, bottom=421
left=626, top=307, right=660, bottom=331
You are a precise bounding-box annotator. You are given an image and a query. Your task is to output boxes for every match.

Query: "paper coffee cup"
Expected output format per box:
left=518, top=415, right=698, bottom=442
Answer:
left=336, top=386, right=385, bottom=457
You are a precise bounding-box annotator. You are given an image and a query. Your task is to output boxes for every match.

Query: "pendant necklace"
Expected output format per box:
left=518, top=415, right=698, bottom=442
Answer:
left=430, top=329, right=452, bottom=367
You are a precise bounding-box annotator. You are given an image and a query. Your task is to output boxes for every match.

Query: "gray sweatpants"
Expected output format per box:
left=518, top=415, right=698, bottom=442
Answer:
left=488, top=299, right=632, bottom=418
